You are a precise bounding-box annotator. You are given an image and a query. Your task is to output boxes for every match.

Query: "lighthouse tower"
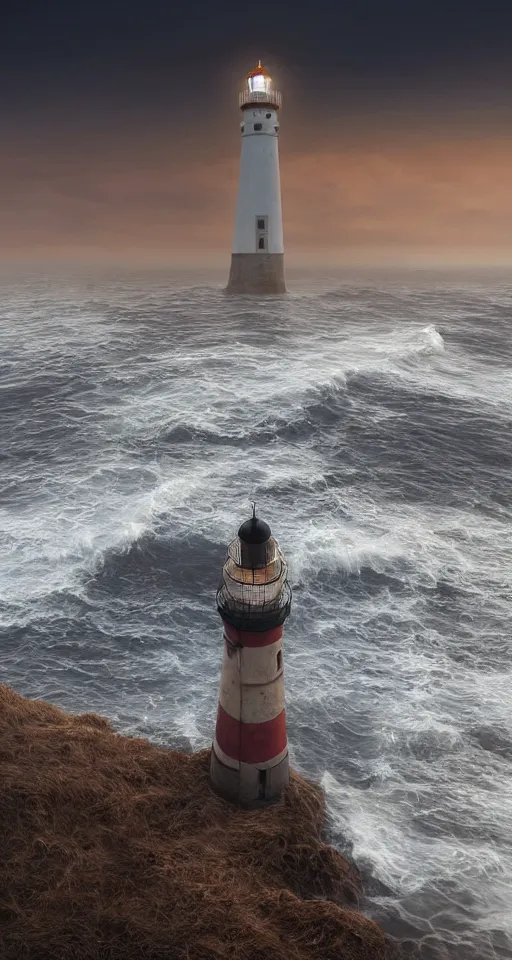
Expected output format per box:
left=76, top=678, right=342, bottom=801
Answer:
left=226, top=61, right=286, bottom=295
left=210, top=510, right=292, bottom=805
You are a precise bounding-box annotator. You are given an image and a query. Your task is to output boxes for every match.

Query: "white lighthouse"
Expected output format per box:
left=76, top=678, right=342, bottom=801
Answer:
left=226, top=61, right=286, bottom=295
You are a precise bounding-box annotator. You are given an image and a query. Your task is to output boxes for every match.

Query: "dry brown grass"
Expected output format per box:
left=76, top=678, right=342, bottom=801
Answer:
left=0, top=684, right=398, bottom=960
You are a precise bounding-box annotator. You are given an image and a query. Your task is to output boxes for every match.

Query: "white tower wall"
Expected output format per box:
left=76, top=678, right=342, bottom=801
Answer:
left=232, top=107, right=284, bottom=255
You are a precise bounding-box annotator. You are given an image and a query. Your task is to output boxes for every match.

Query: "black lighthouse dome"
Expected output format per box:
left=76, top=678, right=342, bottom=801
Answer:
left=238, top=509, right=271, bottom=545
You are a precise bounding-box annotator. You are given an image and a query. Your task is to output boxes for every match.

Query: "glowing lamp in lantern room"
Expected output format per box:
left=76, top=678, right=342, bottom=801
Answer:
left=246, top=61, right=273, bottom=97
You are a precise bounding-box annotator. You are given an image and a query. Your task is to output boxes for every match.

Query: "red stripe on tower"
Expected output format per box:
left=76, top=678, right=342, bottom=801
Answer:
left=215, top=704, right=288, bottom=764
left=210, top=506, right=292, bottom=806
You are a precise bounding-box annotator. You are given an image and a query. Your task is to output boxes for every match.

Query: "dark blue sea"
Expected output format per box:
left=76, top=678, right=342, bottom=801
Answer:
left=1, top=266, right=511, bottom=959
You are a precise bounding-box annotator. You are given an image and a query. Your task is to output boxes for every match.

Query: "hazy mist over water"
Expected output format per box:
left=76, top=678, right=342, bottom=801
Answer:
left=1, top=267, right=511, bottom=959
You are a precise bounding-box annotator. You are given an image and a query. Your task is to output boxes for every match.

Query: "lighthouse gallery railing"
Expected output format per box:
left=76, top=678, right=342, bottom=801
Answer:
left=239, top=89, right=282, bottom=110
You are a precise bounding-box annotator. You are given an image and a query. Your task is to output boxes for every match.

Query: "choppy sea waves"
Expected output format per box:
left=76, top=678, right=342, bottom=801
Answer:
left=1, top=268, right=511, bottom=959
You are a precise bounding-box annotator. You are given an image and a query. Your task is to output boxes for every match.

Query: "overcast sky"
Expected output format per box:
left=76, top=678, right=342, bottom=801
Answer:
left=2, top=0, right=512, bottom=264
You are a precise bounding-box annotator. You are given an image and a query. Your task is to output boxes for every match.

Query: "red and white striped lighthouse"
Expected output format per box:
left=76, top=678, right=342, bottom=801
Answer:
left=210, top=508, right=292, bottom=806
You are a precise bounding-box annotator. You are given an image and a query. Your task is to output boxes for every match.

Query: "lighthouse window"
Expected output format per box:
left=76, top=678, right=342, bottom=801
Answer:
left=254, top=123, right=262, bottom=131
left=277, top=650, right=283, bottom=671
left=241, top=125, right=245, bottom=133
left=266, top=112, right=271, bottom=119
left=256, top=215, right=268, bottom=252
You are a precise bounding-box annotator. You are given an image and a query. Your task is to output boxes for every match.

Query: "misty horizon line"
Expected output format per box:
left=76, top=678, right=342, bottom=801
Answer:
left=1, top=250, right=512, bottom=272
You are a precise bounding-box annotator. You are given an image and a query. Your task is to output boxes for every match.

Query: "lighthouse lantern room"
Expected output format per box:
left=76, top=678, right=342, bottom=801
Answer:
left=226, top=61, right=286, bottom=295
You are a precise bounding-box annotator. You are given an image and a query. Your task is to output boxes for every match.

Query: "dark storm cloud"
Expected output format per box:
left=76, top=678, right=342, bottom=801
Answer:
left=3, top=0, right=512, bottom=84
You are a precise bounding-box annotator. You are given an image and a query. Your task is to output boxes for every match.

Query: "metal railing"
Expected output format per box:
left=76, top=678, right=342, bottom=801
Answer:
left=217, top=580, right=292, bottom=632
left=239, top=88, right=282, bottom=110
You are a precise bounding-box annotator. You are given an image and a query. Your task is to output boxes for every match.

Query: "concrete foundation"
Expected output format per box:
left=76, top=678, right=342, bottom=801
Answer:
left=210, top=747, right=289, bottom=807
left=226, top=253, right=286, bottom=295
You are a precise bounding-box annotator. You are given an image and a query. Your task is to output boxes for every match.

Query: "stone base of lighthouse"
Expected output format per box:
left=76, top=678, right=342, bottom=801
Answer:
left=226, top=253, right=286, bottom=295
left=210, top=743, right=289, bottom=807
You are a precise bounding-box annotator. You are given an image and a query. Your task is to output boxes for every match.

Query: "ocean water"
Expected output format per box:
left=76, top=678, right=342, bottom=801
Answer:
left=1, top=267, right=511, bottom=959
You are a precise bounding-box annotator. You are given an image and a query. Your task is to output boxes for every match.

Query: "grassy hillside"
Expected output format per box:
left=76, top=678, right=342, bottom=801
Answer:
left=0, top=685, right=398, bottom=960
